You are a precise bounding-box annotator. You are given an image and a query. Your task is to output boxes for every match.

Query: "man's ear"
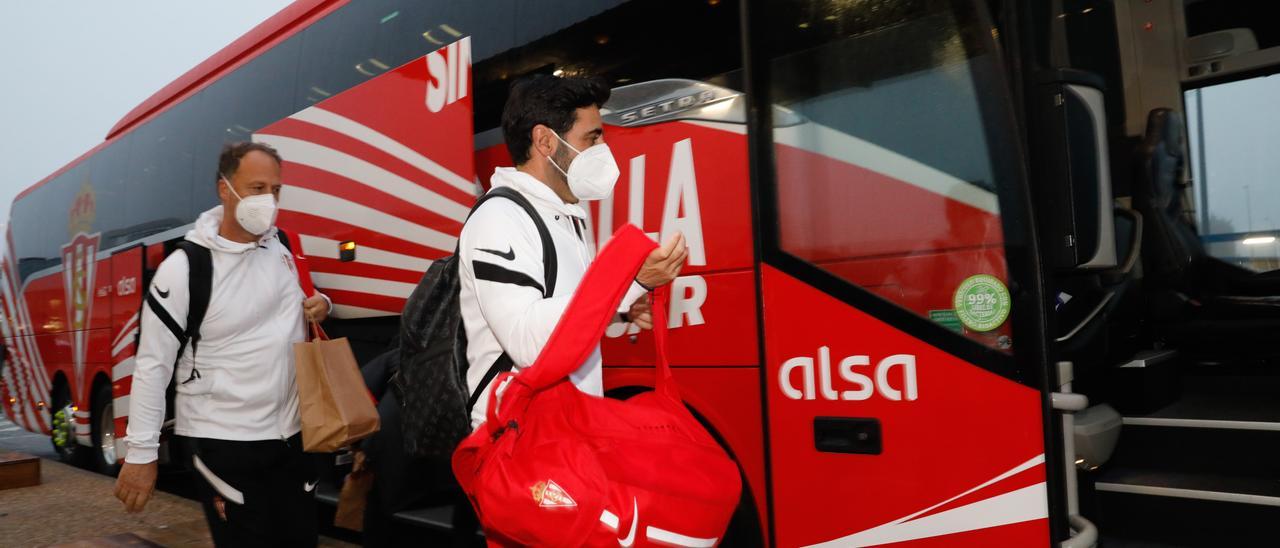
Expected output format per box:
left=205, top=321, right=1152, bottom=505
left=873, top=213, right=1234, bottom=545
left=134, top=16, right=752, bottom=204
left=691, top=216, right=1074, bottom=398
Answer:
left=216, top=178, right=231, bottom=202
left=532, top=124, right=557, bottom=159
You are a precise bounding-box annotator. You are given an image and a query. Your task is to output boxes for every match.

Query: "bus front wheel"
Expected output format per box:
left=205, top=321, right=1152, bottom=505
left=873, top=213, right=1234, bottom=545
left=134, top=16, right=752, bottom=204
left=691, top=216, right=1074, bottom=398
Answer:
left=90, top=382, right=120, bottom=475
left=49, top=384, right=86, bottom=466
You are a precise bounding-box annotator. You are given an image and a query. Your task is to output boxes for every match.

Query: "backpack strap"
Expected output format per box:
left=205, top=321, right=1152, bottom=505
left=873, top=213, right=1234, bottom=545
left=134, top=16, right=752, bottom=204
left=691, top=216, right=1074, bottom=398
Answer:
left=172, top=241, right=212, bottom=384
left=463, top=186, right=559, bottom=414
left=468, top=354, right=514, bottom=414
left=462, top=187, right=557, bottom=297
left=275, top=228, right=292, bottom=253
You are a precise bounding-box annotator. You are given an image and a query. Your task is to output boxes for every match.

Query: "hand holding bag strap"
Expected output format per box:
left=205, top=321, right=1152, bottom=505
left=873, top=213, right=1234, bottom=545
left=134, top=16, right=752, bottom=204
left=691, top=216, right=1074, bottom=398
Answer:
left=310, top=320, right=329, bottom=342
left=517, top=224, right=655, bottom=391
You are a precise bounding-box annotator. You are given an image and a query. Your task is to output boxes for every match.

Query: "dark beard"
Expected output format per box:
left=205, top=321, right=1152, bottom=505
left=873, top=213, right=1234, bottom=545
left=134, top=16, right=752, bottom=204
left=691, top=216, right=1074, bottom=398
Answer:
left=551, top=145, right=574, bottom=185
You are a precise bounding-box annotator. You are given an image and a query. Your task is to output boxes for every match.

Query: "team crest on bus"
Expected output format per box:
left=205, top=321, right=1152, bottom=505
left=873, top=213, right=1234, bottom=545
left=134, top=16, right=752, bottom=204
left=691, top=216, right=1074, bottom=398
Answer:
left=62, top=232, right=100, bottom=400
left=67, top=182, right=96, bottom=236
left=63, top=182, right=100, bottom=400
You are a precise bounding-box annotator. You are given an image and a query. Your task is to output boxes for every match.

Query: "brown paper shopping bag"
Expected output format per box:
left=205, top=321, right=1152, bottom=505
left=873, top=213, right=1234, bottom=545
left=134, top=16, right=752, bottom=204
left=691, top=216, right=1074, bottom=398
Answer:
left=295, top=322, right=379, bottom=452
left=334, top=451, right=375, bottom=531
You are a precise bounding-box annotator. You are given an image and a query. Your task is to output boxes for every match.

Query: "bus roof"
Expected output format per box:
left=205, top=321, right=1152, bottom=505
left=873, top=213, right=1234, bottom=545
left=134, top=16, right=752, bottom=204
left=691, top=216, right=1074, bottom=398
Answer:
left=13, top=0, right=344, bottom=205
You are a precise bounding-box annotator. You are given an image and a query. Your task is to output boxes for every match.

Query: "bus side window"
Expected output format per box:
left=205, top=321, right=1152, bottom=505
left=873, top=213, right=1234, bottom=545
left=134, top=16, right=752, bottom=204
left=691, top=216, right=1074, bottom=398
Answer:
left=764, top=0, right=1020, bottom=351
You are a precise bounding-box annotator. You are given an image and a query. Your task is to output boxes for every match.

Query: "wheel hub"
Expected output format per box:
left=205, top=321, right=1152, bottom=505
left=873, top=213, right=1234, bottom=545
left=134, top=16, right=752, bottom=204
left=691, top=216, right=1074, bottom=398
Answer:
left=52, top=404, right=74, bottom=449
left=99, top=400, right=116, bottom=465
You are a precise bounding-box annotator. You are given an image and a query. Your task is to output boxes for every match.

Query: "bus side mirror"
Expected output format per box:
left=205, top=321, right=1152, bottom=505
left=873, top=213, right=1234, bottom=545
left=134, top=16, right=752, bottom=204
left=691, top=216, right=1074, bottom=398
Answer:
left=1033, top=70, right=1118, bottom=271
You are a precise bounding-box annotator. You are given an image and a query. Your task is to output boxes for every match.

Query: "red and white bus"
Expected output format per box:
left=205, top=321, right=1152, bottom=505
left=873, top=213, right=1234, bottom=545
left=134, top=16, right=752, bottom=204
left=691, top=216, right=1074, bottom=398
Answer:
left=6, top=0, right=1280, bottom=545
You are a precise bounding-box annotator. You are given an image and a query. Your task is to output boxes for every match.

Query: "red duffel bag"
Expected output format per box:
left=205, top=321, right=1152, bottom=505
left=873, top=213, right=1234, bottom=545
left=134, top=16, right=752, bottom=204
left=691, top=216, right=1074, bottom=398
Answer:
left=452, top=224, right=742, bottom=547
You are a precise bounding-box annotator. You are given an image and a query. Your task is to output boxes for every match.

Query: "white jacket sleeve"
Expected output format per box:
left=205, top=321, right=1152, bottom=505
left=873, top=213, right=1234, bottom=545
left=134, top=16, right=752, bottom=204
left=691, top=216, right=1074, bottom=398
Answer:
left=124, top=251, right=189, bottom=464
left=617, top=282, right=649, bottom=318
left=460, top=203, right=572, bottom=367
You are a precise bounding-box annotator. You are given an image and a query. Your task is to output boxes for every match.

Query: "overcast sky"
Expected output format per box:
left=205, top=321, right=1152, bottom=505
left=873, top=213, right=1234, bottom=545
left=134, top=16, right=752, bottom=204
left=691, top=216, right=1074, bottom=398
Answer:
left=1187, top=73, right=1280, bottom=236
left=0, top=1, right=293, bottom=229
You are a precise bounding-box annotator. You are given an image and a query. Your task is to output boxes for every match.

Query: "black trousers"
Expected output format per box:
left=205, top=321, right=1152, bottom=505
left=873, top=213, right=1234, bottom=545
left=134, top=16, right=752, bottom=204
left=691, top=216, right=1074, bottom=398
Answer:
left=186, top=434, right=318, bottom=547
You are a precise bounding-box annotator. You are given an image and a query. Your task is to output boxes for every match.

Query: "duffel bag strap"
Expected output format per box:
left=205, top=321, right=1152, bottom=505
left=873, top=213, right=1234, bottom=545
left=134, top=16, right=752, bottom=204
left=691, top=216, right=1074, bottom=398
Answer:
left=492, top=224, right=656, bottom=399
left=649, top=285, right=679, bottom=400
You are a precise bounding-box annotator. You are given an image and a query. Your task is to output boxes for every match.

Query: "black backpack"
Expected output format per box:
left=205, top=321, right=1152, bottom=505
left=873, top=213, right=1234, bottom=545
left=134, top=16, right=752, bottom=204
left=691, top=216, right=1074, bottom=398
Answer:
left=146, top=230, right=294, bottom=385
left=392, top=187, right=556, bottom=459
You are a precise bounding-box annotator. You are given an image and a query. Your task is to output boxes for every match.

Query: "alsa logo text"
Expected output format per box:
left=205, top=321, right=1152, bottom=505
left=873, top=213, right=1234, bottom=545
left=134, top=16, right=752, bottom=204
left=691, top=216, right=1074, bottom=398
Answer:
left=780, top=347, right=919, bottom=402
left=425, top=36, right=471, bottom=113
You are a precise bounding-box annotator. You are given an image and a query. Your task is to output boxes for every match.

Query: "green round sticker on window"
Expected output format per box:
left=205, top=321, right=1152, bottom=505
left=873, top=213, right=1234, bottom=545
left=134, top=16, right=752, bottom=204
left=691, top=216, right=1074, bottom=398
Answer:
left=952, top=274, right=1011, bottom=332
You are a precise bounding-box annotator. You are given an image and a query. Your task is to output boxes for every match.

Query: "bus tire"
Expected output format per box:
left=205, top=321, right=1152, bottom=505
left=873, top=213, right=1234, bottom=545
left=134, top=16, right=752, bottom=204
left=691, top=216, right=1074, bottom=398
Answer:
left=720, top=482, right=765, bottom=547
left=49, top=382, right=86, bottom=467
left=90, top=382, right=120, bottom=475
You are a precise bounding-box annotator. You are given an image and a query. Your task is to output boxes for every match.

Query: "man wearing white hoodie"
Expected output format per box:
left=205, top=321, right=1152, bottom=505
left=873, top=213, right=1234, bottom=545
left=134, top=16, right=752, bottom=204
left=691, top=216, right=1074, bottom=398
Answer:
left=114, top=142, right=331, bottom=547
left=461, top=74, right=689, bottom=428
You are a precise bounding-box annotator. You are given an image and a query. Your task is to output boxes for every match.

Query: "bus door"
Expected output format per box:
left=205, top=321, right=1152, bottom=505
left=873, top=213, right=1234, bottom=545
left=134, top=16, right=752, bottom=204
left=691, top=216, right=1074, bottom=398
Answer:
left=751, top=1, right=1058, bottom=546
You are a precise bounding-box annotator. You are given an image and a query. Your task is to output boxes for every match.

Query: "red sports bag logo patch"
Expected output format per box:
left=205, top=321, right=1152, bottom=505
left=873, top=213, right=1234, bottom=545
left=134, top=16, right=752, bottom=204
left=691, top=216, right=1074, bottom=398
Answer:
left=531, top=480, right=577, bottom=508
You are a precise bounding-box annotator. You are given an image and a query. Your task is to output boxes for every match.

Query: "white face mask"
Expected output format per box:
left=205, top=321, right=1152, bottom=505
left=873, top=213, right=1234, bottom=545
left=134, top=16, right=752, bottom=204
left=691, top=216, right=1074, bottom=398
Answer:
left=546, top=132, right=620, bottom=201
left=222, top=176, right=278, bottom=236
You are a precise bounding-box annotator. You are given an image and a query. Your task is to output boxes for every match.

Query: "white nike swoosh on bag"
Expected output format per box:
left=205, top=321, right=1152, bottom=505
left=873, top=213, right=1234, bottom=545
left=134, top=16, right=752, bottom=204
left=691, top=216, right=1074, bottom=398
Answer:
left=619, top=498, right=639, bottom=547
left=304, top=480, right=318, bottom=493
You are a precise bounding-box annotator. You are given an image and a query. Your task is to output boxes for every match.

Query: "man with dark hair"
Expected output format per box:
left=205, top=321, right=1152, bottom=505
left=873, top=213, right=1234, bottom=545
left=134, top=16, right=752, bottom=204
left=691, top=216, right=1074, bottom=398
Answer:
left=114, top=141, right=331, bottom=546
left=461, top=74, right=688, bottom=427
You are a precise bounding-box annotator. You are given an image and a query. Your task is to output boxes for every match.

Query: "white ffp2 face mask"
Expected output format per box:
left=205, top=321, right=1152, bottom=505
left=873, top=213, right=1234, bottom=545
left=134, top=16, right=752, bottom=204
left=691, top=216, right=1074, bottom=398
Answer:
left=546, top=132, right=620, bottom=201
left=222, top=176, right=278, bottom=236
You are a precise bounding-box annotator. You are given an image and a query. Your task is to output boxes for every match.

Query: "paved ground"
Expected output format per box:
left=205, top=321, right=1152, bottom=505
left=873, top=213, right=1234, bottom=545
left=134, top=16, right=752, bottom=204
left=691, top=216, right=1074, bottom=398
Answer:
left=0, top=415, right=359, bottom=547
left=0, top=413, right=57, bottom=460
left=1, top=454, right=219, bottom=547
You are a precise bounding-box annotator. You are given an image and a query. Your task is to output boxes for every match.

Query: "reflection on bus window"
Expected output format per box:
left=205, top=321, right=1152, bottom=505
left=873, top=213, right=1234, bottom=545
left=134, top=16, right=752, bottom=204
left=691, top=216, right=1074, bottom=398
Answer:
left=767, top=0, right=1016, bottom=351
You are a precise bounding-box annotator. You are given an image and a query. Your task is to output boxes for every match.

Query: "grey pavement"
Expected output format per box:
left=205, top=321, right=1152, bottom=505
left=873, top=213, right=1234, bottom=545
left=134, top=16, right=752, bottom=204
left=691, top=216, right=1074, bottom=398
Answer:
left=0, top=413, right=56, bottom=460
left=0, top=415, right=359, bottom=547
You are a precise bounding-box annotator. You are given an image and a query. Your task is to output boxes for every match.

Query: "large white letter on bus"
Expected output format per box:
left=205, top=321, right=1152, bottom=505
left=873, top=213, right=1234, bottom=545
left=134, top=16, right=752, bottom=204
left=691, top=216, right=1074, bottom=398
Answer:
left=426, top=52, right=447, bottom=112
left=425, top=37, right=470, bottom=113
left=661, top=139, right=706, bottom=266
left=780, top=355, right=815, bottom=400
left=838, top=355, right=874, bottom=401
left=669, top=275, right=707, bottom=329
left=876, top=354, right=919, bottom=401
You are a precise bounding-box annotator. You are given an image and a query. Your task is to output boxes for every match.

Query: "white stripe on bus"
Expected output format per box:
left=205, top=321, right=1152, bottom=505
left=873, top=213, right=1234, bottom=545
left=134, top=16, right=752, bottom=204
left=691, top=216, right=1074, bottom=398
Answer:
left=113, top=357, right=136, bottom=382
left=805, top=455, right=1048, bottom=547
left=257, top=134, right=470, bottom=221
left=298, top=233, right=433, bottom=273
left=112, top=327, right=139, bottom=357
left=330, top=303, right=396, bottom=320
left=310, top=273, right=416, bottom=300
left=770, top=121, right=998, bottom=215
left=286, top=106, right=476, bottom=194
left=113, top=395, right=130, bottom=415
left=110, top=312, right=140, bottom=351
left=279, top=186, right=458, bottom=254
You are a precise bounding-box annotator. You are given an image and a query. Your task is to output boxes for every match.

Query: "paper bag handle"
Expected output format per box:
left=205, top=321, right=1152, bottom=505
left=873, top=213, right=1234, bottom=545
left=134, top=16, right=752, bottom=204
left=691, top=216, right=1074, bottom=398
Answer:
left=310, top=321, right=329, bottom=341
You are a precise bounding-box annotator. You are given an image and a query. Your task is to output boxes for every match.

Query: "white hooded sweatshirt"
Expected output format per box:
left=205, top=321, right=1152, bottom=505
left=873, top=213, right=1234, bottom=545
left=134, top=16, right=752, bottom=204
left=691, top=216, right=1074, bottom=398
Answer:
left=125, top=206, right=326, bottom=464
left=459, top=168, right=646, bottom=428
